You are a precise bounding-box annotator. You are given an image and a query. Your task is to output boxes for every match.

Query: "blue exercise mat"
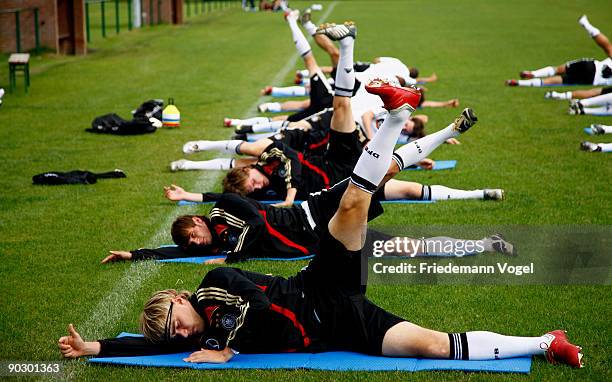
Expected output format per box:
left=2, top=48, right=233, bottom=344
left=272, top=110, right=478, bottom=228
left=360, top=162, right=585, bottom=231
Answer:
left=157, top=254, right=314, bottom=264
left=89, top=333, right=531, bottom=373
left=177, top=199, right=434, bottom=206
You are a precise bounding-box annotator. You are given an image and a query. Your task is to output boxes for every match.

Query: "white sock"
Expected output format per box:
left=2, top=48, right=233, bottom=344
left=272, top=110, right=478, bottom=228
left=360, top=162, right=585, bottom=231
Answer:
left=259, top=102, right=283, bottom=113
left=230, top=117, right=269, bottom=126
left=578, top=15, right=601, bottom=38
left=426, top=185, right=484, bottom=201
left=181, top=159, right=234, bottom=170
left=549, top=91, right=572, bottom=100
left=392, top=124, right=458, bottom=170
left=531, top=66, right=555, bottom=78
left=599, top=143, right=612, bottom=152
left=335, top=37, right=355, bottom=97
left=351, top=108, right=412, bottom=193
left=579, top=92, right=612, bottom=107
left=187, top=140, right=243, bottom=154
left=517, top=79, right=543, bottom=87
left=287, top=16, right=311, bottom=56
left=298, top=69, right=309, bottom=77
left=252, top=121, right=286, bottom=133
left=303, top=20, right=317, bottom=36
left=449, top=332, right=551, bottom=360
left=272, top=86, right=308, bottom=97
left=583, top=105, right=612, bottom=115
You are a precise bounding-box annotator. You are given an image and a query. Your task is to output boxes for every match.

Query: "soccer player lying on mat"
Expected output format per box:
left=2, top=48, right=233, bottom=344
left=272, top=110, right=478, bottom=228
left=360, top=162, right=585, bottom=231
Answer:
left=568, top=90, right=612, bottom=115
left=580, top=141, right=612, bottom=152
left=101, top=183, right=514, bottom=265
left=545, top=86, right=611, bottom=101
left=59, top=24, right=583, bottom=367
left=506, top=15, right=611, bottom=87
left=170, top=113, right=503, bottom=207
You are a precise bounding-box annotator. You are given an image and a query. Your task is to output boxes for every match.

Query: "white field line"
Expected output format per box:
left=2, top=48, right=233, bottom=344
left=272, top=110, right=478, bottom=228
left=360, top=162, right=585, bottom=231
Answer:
left=64, top=2, right=337, bottom=378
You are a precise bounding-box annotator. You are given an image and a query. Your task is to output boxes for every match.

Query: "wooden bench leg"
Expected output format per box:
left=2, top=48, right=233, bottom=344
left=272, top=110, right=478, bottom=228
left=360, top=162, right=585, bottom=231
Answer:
left=24, top=63, right=29, bottom=93
left=9, top=64, right=16, bottom=93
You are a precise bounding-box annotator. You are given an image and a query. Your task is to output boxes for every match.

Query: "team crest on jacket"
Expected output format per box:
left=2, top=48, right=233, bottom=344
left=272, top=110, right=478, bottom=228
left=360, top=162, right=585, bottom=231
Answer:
left=205, top=338, right=220, bottom=350
left=221, top=313, right=237, bottom=330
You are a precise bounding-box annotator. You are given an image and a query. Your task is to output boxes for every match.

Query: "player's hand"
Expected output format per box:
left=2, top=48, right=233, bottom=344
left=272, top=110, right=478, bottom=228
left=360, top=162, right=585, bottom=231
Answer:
left=417, top=159, right=434, bottom=170
left=184, top=348, right=232, bottom=363
left=101, top=250, right=133, bottom=264
left=204, top=258, right=226, bottom=265
left=164, top=184, right=185, bottom=201
left=58, top=324, right=98, bottom=358
left=271, top=201, right=293, bottom=207
left=445, top=138, right=461, bottom=145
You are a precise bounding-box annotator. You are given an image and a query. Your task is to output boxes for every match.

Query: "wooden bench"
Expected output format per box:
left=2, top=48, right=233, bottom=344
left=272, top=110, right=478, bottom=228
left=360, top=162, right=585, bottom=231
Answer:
left=8, top=53, right=30, bottom=93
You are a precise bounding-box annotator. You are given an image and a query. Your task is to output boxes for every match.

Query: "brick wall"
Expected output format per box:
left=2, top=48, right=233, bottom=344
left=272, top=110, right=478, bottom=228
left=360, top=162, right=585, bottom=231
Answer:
left=0, top=0, right=59, bottom=53
left=141, top=0, right=183, bottom=25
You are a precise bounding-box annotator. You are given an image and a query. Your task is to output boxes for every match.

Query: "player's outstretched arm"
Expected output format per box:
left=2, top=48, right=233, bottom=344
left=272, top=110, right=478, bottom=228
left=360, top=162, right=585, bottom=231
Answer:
left=164, top=184, right=203, bottom=202
left=58, top=324, right=100, bottom=358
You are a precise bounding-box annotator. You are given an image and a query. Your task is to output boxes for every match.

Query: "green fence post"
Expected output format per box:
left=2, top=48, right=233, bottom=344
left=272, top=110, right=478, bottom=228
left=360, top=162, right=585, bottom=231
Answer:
left=127, top=0, right=132, bottom=30
left=86, top=2, right=91, bottom=42
left=149, top=0, right=153, bottom=25
left=101, top=1, right=106, bottom=37
left=34, top=8, right=40, bottom=53
left=15, top=11, right=21, bottom=52
left=115, top=0, right=120, bottom=34
left=157, top=0, right=161, bottom=24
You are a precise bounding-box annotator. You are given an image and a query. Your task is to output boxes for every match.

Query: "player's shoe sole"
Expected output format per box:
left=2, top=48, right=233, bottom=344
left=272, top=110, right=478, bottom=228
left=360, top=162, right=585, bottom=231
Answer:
left=364, top=79, right=421, bottom=112
left=300, top=8, right=312, bottom=25
left=315, top=21, right=356, bottom=41
left=545, top=330, right=584, bottom=368
left=452, top=108, right=478, bottom=134
left=182, top=141, right=206, bottom=154
left=589, top=124, right=605, bottom=135
left=235, top=125, right=253, bottom=134
left=489, top=233, right=516, bottom=256
left=580, top=141, right=600, bottom=152
left=483, top=188, right=504, bottom=201
left=170, top=159, right=188, bottom=172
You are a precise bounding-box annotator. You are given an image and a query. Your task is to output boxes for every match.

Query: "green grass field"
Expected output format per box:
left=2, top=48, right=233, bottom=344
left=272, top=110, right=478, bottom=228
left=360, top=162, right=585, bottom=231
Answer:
left=0, top=0, right=610, bottom=380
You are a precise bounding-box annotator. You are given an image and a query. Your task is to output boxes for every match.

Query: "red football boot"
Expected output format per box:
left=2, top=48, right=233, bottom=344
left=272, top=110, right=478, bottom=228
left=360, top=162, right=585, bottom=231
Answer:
left=262, top=86, right=273, bottom=96
left=223, top=118, right=232, bottom=127
left=544, top=330, right=584, bottom=368
left=520, top=71, right=534, bottom=79
left=365, top=79, right=421, bottom=112
left=505, top=79, right=518, bottom=87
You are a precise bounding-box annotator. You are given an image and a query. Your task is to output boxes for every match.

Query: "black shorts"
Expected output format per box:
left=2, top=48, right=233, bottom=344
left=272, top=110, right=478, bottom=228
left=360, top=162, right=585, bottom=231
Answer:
left=324, top=129, right=363, bottom=171
left=297, top=130, right=364, bottom=197
left=602, top=86, right=612, bottom=95
left=305, top=108, right=333, bottom=132
left=563, top=58, right=596, bottom=84
left=303, top=178, right=385, bottom=237
left=300, top=230, right=404, bottom=354
left=287, top=73, right=333, bottom=122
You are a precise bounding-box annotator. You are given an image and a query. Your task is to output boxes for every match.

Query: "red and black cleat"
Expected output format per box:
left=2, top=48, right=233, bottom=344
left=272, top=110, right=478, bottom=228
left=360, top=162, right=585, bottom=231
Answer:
left=505, top=79, right=518, bottom=87
left=223, top=118, right=232, bottom=127
left=544, top=330, right=584, bottom=368
left=520, top=71, right=534, bottom=79
left=365, top=79, right=421, bottom=112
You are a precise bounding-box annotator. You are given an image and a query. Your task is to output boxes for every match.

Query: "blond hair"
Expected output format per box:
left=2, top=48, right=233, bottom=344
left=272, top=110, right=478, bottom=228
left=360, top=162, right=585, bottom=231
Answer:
left=139, top=289, right=192, bottom=342
left=222, top=167, right=251, bottom=195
